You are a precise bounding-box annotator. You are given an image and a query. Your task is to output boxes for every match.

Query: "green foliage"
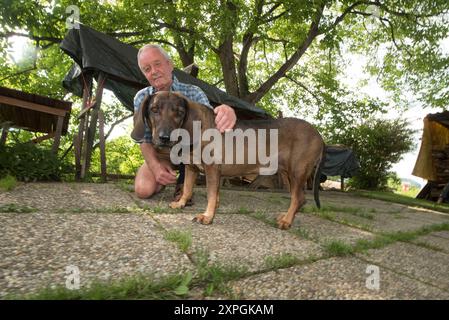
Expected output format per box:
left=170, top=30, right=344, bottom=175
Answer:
left=2, top=0, right=448, bottom=111
left=90, top=135, right=142, bottom=176
left=0, top=174, right=17, bottom=191
left=0, top=142, right=72, bottom=182
left=332, top=118, right=415, bottom=190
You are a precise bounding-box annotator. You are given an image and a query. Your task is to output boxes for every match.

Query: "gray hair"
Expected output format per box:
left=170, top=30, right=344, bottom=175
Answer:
left=137, top=44, right=172, bottom=69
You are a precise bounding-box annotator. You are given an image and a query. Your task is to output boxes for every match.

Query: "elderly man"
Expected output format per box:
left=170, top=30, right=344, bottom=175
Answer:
left=133, top=44, right=237, bottom=199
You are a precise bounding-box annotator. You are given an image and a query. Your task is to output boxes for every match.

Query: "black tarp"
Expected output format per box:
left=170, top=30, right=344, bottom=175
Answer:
left=59, top=24, right=270, bottom=120
left=322, top=145, right=360, bottom=178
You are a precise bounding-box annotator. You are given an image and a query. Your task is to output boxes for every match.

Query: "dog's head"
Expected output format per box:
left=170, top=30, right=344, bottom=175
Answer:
left=131, top=91, right=201, bottom=148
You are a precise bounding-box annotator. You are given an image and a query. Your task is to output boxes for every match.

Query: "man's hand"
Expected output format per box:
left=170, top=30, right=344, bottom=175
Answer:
left=214, top=104, right=236, bottom=133
left=151, top=161, right=177, bottom=185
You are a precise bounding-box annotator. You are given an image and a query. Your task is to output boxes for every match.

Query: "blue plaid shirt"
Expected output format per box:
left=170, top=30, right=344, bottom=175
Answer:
left=133, top=76, right=213, bottom=144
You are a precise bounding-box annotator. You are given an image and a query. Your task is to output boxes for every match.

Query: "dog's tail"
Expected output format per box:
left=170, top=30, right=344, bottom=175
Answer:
left=313, top=144, right=326, bottom=209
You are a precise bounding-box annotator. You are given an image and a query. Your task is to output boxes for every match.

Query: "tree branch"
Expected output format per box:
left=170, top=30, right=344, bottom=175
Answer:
left=284, top=75, right=323, bottom=104
left=245, top=2, right=325, bottom=103
left=0, top=31, right=62, bottom=44
left=0, top=67, right=36, bottom=82
left=323, top=0, right=374, bottom=34
left=92, top=114, right=132, bottom=150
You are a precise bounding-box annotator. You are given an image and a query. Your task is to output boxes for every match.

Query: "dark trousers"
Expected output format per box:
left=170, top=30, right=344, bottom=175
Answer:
left=177, top=163, right=185, bottom=185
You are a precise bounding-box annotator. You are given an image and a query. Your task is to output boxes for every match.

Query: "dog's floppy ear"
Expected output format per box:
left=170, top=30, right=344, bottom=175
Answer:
left=131, top=94, right=152, bottom=142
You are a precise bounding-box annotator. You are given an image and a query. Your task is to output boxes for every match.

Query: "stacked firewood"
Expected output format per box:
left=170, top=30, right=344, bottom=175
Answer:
left=432, top=146, right=449, bottom=183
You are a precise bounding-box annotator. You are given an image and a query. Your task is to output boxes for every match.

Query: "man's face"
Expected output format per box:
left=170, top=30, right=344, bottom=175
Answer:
left=139, top=48, right=174, bottom=91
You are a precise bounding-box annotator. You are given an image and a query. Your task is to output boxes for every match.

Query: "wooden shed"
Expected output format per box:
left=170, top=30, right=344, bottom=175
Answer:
left=0, top=86, right=72, bottom=153
left=413, top=111, right=449, bottom=202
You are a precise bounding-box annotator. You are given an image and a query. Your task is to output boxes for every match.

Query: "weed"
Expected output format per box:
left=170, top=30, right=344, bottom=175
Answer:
left=164, top=230, right=192, bottom=253
left=0, top=175, right=17, bottom=191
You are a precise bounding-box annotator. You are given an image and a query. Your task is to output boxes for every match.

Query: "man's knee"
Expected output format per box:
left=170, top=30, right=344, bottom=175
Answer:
left=135, top=165, right=159, bottom=199
left=135, top=182, right=157, bottom=199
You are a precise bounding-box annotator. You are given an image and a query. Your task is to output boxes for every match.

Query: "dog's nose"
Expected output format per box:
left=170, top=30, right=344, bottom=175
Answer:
left=159, top=133, right=171, bottom=144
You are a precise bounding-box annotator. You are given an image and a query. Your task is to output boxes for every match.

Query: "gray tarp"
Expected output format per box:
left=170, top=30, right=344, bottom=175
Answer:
left=59, top=24, right=270, bottom=119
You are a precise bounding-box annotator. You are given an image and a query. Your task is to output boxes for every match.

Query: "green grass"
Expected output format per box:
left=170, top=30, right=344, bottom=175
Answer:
left=0, top=175, right=17, bottom=191
left=354, top=190, right=449, bottom=213
left=249, top=211, right=278, bottom=228
left=323, top=222, right=449, bottom=257
left=324, top=240, right=355, bottom=257
left=302, top=204, right=364, bottom=215
left=237, top=207, right=252, bottom=214
left=194, top=249, right=248, bottom=297
left=0, top=203, right=37, bottom=213
left=380, top=223, right=449, bottom=243
left=264, top=253, right=300, bottom=269
left=115, top=180, right=135, bottom=193
left=164, top=230, right=192, bottom=253
left=55, top=206, right=136, bottom=214
left=348, top=211, right=375, bottom=220
left=9, top=273, right=192, bottom=300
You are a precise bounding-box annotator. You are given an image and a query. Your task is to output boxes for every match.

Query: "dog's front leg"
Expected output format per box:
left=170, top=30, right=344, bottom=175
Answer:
left=193, top=165, right=220, bottom=225
left=169, top=165, right=197, bottom=209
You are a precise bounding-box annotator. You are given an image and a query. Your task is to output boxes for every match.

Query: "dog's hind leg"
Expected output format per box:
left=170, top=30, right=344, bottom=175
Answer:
left=277, top=171, right=307, bottom=230
left=170, top=165, right=198, bottom=209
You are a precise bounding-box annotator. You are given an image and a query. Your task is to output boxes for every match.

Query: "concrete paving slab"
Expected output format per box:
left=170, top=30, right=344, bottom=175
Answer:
left=296, top=213, right=375, bottom=245
left=0, top=183, right=138, bottom=212
left=0, top=212, right=194, bottom=298
left=252, top=211, right=375, bottom=245
left=134, top=186, right=294, bottom=214
left=412, top=233, right=449, bottom=253
left=357, top=242, right=449, bottom=291
left=154, top=214, right=324, bottom=272
left=320, top=208, right=449, bottom=233
left=431, top=231, right=449, bottom=239
left=223, top=257, right=449, bottom=299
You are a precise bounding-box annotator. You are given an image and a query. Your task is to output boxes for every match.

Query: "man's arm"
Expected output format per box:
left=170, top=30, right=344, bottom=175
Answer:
left=140, top=143, right=177, bottom=185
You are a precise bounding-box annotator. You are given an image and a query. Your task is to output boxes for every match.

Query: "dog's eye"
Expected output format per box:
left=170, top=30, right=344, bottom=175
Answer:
left=150, top=107, right=159, bottom=114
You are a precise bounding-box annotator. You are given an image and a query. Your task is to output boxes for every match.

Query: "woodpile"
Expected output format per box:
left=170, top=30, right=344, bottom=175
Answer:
left=431, top=146, right=449, bottom=182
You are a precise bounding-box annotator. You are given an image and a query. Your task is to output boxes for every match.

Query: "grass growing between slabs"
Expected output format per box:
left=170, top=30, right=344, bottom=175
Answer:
left=354, top=190, right=449, bottom=214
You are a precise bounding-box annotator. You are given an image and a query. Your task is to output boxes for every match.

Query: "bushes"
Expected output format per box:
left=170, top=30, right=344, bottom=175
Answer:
left=0, top=143, right=72, bottom=182
left=333, top=118, right=415, bottom=190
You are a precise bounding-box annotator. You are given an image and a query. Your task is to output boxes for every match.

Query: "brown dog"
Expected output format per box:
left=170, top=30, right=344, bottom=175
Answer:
left=131, top=91, right=324, bottom=229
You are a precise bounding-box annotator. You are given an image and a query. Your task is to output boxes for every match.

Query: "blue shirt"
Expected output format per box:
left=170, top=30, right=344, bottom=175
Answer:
left=133, top=76, right=213, bottom=144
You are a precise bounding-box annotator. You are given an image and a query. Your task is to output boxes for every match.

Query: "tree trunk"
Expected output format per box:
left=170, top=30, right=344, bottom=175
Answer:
left=218, top=37, right=240, bottom=97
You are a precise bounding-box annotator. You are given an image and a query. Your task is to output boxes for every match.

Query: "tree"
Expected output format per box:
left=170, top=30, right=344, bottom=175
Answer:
left=1, top=1, right=448, bottom=113
left=331, top=117, right=415, bottom=190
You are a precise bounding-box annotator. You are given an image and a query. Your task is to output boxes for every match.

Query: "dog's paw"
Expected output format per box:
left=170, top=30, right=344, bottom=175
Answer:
left=192, top=214, right=214, bottom=225
left=169, top=201, right=185, bottom=209
left=276, top=213, right=292, bottom=230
